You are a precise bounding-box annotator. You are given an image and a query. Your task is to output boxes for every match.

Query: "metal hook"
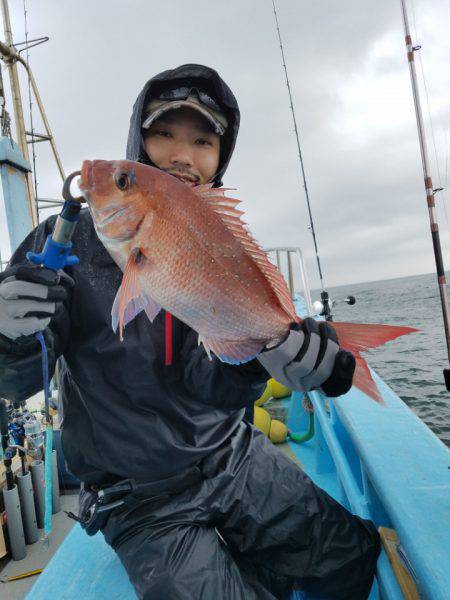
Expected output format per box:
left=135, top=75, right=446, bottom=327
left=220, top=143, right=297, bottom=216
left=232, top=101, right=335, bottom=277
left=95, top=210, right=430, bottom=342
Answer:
left=62, top=170, right=83, bottom=203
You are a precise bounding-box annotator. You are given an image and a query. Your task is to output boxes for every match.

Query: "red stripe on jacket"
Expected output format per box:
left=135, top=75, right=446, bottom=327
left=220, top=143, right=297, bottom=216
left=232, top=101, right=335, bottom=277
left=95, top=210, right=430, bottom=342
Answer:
left=165, top=311, right=173, bottom=366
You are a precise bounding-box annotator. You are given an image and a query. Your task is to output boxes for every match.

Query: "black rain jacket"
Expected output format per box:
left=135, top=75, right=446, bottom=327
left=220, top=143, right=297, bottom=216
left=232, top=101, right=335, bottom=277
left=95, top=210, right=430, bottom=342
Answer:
left=0, top=64, right=268, bottom=485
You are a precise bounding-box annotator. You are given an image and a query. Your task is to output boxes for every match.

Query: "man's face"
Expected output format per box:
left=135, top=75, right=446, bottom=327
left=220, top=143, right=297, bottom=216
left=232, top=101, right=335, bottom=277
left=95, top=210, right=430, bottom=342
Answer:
left=143, top=107, right=221, bottom=186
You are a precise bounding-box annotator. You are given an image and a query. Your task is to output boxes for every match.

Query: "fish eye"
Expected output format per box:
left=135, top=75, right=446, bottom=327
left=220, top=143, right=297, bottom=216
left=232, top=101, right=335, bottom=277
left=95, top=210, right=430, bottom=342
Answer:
left=115, top=172, right=131, bottom=191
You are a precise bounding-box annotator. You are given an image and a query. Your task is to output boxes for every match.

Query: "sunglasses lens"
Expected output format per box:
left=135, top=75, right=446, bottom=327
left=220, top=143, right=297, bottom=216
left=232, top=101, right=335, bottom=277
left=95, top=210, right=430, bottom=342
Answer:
left=159, top=87, right=190, bottom=100
left=197, top=91, right=221, bottom=112
left=159, top=87, right=221, bottom=112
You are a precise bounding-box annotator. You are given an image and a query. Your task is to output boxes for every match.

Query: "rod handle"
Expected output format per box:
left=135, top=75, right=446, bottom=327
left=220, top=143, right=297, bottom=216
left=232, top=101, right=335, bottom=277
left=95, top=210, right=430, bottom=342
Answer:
left=444, top=368, right=450, bottom=392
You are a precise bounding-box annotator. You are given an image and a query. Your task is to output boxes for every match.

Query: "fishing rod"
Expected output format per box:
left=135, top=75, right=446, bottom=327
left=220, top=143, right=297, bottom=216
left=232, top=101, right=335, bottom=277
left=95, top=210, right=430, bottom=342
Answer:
left=399, top=0, right=450, bottom=391
left=271, top=0, right=333, bottom=320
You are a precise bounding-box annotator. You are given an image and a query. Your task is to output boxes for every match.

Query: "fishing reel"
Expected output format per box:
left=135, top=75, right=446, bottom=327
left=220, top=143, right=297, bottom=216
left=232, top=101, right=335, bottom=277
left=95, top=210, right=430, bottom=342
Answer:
left=6, top=401, right=44, bottom=459
left=313, top=292, right=356, bottom=320
left=8, top=401, right=27, bottom=443
left=23, top=414, right=44, bottom=459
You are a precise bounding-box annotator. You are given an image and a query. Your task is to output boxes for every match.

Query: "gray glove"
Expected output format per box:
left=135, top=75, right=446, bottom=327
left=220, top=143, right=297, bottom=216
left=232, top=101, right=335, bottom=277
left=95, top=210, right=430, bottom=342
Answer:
left=258, top=317, right=355, bottom=397
left=0, top=264, right=72, bottom=341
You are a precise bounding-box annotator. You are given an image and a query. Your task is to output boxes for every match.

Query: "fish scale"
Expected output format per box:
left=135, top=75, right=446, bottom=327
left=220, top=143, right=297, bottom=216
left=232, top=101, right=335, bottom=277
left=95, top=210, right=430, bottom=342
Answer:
left=148, top=243, right=268, bottom=338
left=139, top=208, right=283, bottom=340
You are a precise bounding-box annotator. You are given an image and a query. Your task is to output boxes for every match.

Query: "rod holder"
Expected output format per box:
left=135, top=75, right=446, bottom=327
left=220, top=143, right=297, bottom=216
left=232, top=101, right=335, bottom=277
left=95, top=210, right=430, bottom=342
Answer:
left=17, top=471, right=39, bottom=544
left=30, top=459, right=45, bottom=529
left=3, top=485, right=26, bottom=560
left=444, top=368, right=450, bottom=392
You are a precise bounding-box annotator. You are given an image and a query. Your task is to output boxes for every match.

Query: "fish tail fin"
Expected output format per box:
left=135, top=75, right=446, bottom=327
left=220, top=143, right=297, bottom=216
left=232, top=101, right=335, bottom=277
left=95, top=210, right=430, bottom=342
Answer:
left=331, top=321, right=418, bottom=402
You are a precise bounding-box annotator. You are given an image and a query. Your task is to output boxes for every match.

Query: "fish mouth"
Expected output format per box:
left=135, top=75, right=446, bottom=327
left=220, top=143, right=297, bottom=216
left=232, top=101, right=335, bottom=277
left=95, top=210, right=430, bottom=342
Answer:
left=79, top=160, right=117, bottom=200
left=79, top=160, right=92, bottom=194
left=166, top=171, right=200, bottom=187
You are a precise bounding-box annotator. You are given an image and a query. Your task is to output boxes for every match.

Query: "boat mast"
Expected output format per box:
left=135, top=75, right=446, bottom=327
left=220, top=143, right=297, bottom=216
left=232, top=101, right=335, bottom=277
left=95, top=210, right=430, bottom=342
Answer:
left=399, top=0, right=450, bottom=389
left=0, top=0, right=37, bottom=227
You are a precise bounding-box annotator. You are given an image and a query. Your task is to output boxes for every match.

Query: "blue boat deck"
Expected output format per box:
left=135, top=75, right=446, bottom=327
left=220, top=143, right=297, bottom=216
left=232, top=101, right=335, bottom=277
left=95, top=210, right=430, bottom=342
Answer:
left=26, top=524, right=135, bottom=599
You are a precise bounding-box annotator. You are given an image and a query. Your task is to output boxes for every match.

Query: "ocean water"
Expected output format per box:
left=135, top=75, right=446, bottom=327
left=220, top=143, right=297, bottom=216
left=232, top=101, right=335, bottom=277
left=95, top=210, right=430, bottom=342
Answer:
left=323, top=272, right=450, bottom=447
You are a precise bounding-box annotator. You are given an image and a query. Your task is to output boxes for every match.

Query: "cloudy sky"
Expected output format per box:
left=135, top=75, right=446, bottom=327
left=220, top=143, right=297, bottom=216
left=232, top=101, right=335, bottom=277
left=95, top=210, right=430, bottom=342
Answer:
left=0, top=0, right=449, bottom=290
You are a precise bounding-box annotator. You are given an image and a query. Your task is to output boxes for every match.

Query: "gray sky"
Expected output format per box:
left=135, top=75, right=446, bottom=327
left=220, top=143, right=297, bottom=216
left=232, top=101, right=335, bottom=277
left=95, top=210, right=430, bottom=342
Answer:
left=0, top=0, right=449, bottom=289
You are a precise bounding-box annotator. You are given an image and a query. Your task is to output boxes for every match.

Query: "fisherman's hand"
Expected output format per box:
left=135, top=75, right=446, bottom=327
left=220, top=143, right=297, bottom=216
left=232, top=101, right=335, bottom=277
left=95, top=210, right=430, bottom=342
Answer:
left=257, top=317, right=355, bottom=397
left=0, top=264, right=74, bottom=349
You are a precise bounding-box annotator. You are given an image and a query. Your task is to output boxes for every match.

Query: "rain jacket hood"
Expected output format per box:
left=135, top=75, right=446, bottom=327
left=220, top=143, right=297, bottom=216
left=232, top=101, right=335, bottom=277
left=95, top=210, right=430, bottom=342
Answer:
left=126, top=63, right=240, bottom=187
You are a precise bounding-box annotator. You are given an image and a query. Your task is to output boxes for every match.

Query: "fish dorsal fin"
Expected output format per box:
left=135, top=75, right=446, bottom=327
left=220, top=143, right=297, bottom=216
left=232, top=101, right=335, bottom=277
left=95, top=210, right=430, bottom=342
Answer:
left=194, top=186, right=298, bottom=322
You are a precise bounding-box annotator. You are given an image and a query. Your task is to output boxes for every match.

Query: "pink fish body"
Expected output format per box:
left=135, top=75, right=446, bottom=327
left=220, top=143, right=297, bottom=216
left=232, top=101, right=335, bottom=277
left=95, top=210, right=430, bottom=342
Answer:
left=79, top=159, right=416, bottom=401
left=79, top=159, right=298, bottom=364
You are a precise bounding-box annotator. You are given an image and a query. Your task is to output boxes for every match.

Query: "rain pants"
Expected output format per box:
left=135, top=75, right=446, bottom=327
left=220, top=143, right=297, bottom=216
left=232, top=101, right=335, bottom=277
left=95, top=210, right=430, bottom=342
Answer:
left=0, top=64, right=380, bottom=598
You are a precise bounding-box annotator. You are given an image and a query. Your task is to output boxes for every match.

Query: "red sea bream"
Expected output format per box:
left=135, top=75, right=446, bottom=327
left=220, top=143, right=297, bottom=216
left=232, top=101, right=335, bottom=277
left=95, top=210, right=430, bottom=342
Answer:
left=79, top=159, right=416, bottom=401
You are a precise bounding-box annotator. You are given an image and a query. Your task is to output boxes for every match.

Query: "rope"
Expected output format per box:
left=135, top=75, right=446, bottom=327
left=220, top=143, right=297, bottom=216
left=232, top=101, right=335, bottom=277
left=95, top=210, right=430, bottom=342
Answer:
left=36, top=331, right=53, bottom=543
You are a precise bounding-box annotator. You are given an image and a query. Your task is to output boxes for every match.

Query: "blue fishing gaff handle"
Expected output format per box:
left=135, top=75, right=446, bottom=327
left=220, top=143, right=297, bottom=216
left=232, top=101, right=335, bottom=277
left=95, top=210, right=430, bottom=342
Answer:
left=36, top=330, right=53, bottom=538
left=26, top=194, right=83, bottom=270
left=27, top=223, right=80, bottom=542
left=26, top=236, right=79, bottom=271
left=26, top=174, right=83, bottom=541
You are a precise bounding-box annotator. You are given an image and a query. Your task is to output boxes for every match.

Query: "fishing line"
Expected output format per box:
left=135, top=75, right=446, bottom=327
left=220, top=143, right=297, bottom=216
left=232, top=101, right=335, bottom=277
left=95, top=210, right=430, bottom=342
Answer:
left=270, top=0, right=326, bottom=295
left=409, top=0, right=450, bottom=239
left=35, top=330, right=53, bottom=544
left=400, top=0, right=450, bottom=386
left=445, top=134, right=448, bottom=194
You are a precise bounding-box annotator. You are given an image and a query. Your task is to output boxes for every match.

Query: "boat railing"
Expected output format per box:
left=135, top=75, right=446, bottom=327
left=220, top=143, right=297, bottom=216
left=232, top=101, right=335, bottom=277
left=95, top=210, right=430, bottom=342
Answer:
left=306, top=391, right=402, bottom=599
left=265, top=247, right=314, bottom=316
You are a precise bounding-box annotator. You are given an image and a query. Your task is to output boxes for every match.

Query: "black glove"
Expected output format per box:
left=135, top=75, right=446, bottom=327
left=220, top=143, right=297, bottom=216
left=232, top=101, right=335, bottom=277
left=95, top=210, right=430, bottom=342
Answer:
left=0, top=263, right=73, bottom=353
left=321, top=349, right=355, bottom=397
left=258, top=317, right=355, bottom=397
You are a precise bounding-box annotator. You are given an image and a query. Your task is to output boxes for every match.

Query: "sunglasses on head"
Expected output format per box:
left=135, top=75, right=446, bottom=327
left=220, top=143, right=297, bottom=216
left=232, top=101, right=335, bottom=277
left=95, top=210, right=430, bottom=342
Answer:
left=158, top=87, right=222, bottom=113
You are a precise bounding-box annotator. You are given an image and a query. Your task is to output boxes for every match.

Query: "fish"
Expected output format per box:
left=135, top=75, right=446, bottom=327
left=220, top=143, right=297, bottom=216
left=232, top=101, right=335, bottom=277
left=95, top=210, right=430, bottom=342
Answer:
left=78, top=159, right=416, bottom=402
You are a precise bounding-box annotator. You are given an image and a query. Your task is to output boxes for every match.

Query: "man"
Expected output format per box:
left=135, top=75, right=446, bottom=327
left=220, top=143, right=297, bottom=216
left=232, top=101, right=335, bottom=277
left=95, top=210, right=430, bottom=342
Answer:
left=0, top=64, right=379, bottom=599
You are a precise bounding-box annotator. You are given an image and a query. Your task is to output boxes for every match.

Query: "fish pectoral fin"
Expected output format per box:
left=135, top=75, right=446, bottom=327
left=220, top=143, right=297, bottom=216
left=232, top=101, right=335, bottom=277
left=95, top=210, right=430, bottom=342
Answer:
left=198, top=334, right=213, bottom=361
left=199, top=336, right=265, bottom=365
left=111, top=248, right=161, bottom=340
left=143, top=297, right=162, bottom=323
left=111, top=293, right=162, bottom=333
